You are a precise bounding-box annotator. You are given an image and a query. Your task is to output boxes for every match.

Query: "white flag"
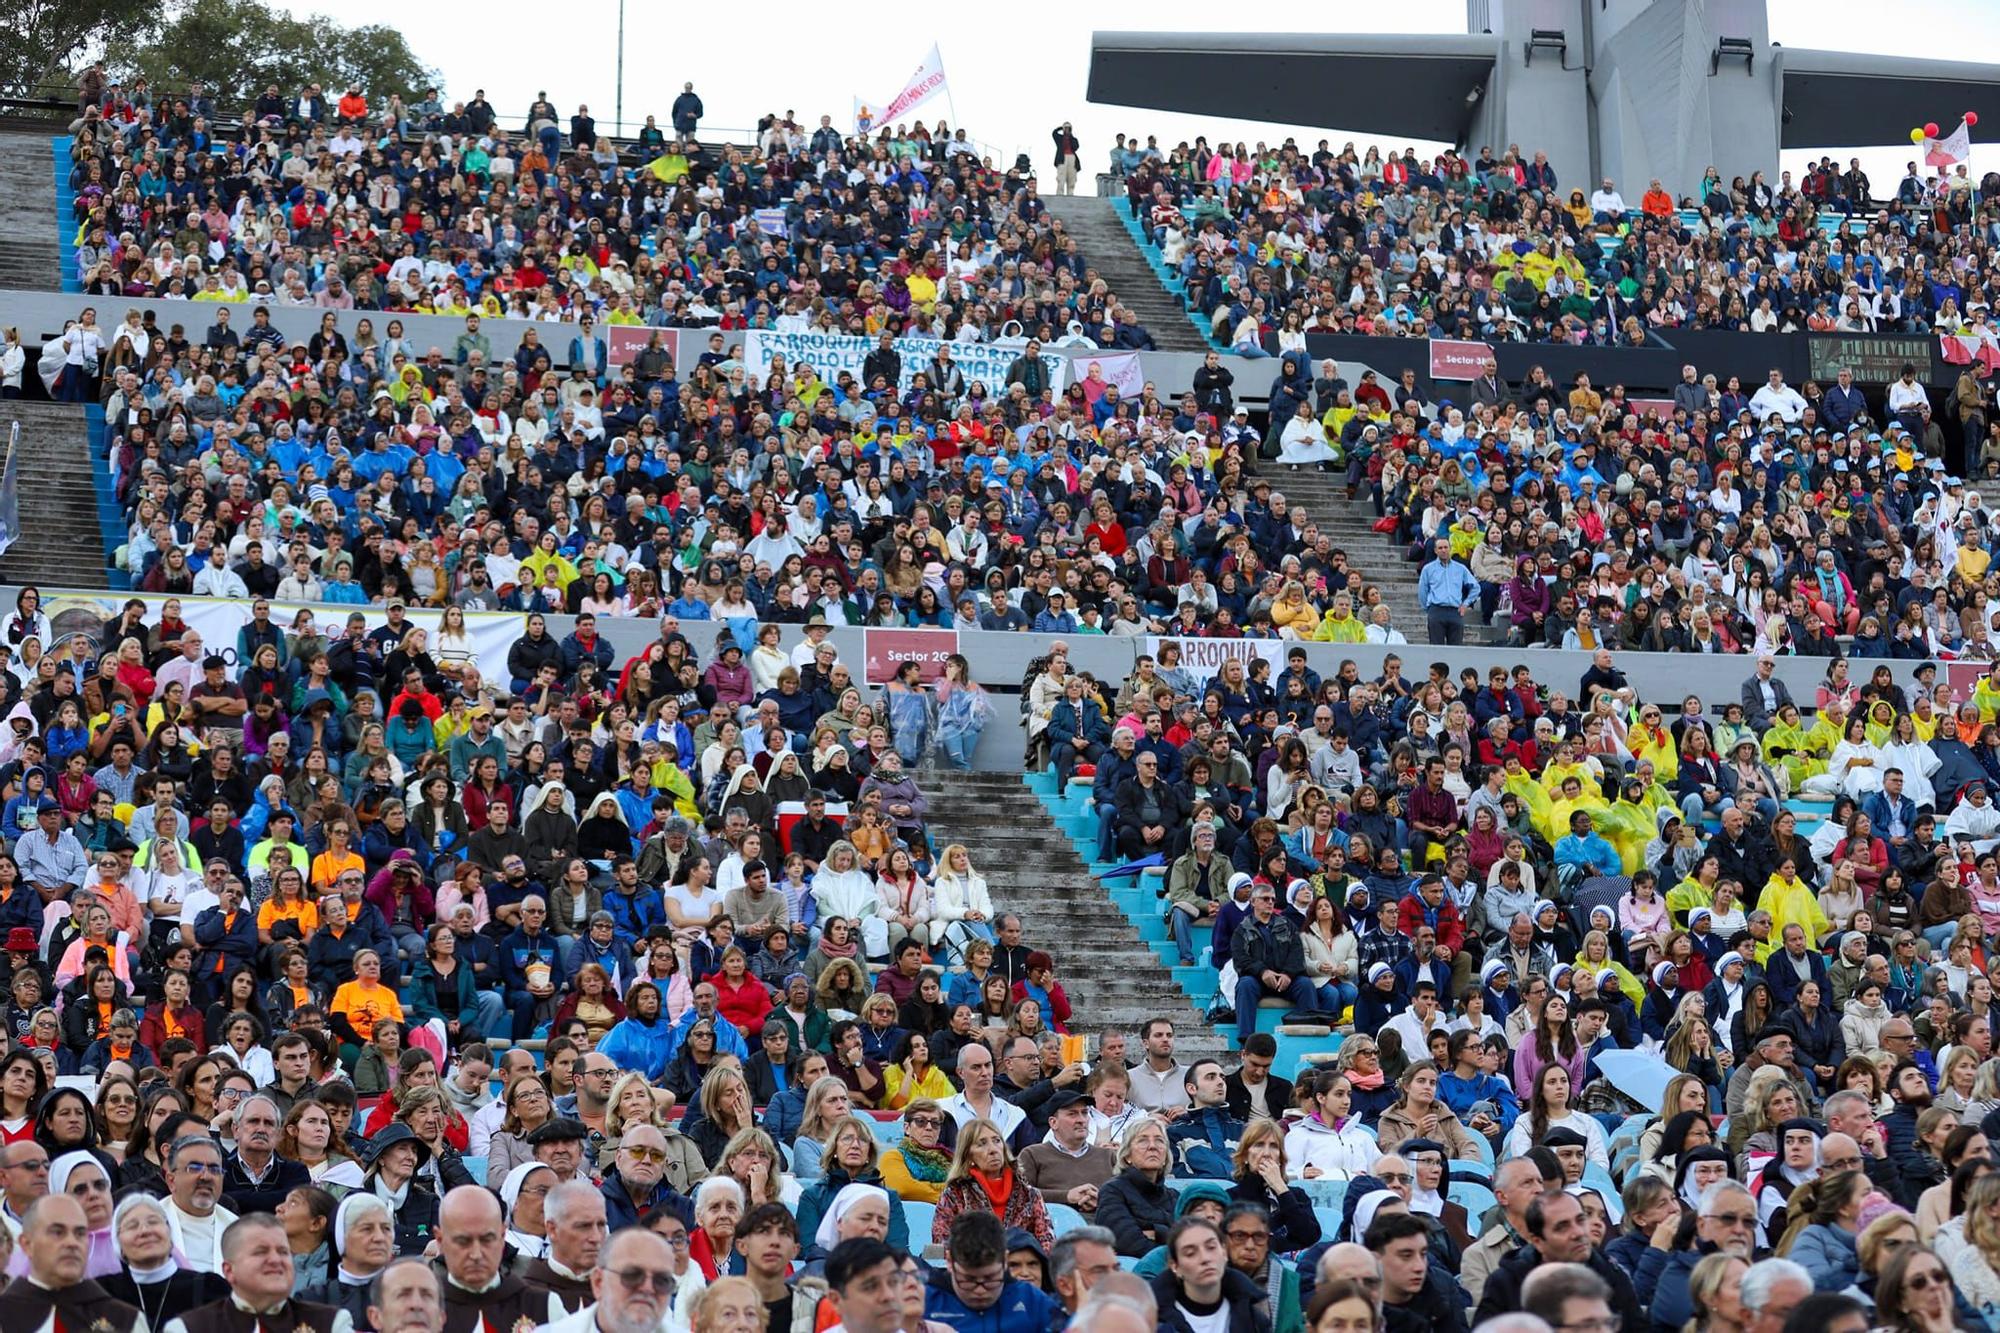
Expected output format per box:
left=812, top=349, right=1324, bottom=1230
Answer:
left=880, top=44, right=949, bottom=124
left=1927, top=117, right=1973, bottom=167
left=852, top=96, right=877, bottom=136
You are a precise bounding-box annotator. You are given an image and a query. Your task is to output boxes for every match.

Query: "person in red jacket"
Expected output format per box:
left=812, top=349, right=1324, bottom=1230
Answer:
left=1397, top=874, right=1472, bottom=1000
left=708, top=946, right=772, bottom=1038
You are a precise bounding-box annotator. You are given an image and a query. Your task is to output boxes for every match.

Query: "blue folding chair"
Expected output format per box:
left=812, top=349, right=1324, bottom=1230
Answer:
left=1449, top=1180, right=1497, bottom=1217
left=1047, top=1202, right=1089, bottom=1236
left=902, top=1200, right=937, bottom=1247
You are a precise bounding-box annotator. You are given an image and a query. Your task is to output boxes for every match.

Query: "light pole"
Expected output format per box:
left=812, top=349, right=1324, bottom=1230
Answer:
left=615, top=0, right=625, bottom=136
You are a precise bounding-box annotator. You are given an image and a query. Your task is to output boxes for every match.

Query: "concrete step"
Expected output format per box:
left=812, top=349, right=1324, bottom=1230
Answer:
left=1042, top=195, right=1214, bottom=353
left=924, top=776, right=1218, bottom=1049
left=0, top=132, right=60, bottom=294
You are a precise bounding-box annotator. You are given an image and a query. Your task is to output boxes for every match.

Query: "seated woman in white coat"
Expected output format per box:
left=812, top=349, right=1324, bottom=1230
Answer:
left=1802, top=715, right=1884, bottom=800
left=1277, top=401, right=1340, bottom=468
left=1879, top=714, right=1941, bottom=808
left=1944, top=780, right=2000, bottom=856
left=1283, top=1068, right=1379, bottom=1179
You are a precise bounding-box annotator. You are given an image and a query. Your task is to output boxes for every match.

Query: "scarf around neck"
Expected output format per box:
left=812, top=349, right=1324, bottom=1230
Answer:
left=898, top=1141, right=951, bottom=1183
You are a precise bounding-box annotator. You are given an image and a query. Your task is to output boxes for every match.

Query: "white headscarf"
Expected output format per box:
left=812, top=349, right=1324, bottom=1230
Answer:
left=500, top=1161, right=554, bottom=1259
left=1350, top=1188, right=1400, bottom=1241
left=813, top=1182, right=890, bottom=1253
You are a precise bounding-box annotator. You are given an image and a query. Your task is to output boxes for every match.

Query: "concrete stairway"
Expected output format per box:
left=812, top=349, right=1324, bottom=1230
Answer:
left=921, top=770, right=1230, bottom=1061
left=1247, top=455, right=1507, bottom=646
left=0, top=132, right=61, bottom=292
left=0, top=401, right=112, bottom=590
left=1042, top=195, right=1214, bottom=353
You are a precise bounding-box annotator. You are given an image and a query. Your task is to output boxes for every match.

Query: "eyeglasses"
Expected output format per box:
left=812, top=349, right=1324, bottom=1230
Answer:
left=177, top=1161, right=223, bottom=1176
left=3, top=1159, right=47, bottom=1173
left=611, top=1268, right=676, bottom=1295
left=1904, top=1271, right=1946, bottom=1293
left=1708, top=1212, right=1757, bottom=1228
left=1822, top=1156, right=1863, bottom=1172
left=906, top=1116, right=943, bottom=1128
left=1376, top=1172, right=1413, bottom=1185
left=1225, top=1230, right=1270, bottom=1243
left=622, top=1147, right=668, bottom=1164
left=658, top=1231, right=691, bottom=1249
left=953, top=1268, right=1007, bottom=1291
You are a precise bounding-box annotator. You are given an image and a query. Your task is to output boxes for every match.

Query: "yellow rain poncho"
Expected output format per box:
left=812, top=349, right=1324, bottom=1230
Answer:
left=1665, top=874, right=1716, bottom=927
left=1762, top=873, right=1834, bottom=947
left=1597, top=798, right=1658, bottom=875
left=1503, top=769, right=1557, bottom=842
left=1627, top=724, right=1681, bottom=785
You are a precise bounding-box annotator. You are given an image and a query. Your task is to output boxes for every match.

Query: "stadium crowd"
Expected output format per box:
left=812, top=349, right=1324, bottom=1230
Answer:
left=58, top=85, right=1165, bottom=352
left=8, top=69, right=2000, bottom=1333
left=1110, top=135, right=2000, bottom=351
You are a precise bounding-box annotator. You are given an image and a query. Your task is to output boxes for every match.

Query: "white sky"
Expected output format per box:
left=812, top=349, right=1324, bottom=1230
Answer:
left=276, top=0, right=2000, bottom=191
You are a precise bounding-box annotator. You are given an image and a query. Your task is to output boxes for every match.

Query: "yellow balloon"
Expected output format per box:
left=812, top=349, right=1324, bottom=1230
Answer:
left=1912, top=128, right=1927, bottom=143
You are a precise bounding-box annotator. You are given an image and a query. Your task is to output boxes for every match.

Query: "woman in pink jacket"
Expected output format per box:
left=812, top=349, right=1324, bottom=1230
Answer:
left=1510, top=992, right=1589, bottom=1101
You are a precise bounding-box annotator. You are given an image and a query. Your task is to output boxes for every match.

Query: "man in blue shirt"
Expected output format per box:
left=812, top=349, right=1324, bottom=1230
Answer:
left=1416, top=538, right=1480, bottom=645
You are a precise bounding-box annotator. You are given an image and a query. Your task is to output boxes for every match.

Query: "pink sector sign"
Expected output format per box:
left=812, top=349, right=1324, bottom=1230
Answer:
left=607, top=326, right=678, bottom=370
left=864, top=628, right=959, bottom=684
left=1428, top=339, right=1494, bottom=381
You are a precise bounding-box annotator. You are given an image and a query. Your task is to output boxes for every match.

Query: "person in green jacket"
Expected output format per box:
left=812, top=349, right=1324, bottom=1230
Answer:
left=769, top=972, right=832, bottom=1053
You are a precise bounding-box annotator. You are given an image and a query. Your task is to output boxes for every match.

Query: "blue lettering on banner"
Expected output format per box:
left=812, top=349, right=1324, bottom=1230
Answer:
left=742, top=331, right=1069, bottom=398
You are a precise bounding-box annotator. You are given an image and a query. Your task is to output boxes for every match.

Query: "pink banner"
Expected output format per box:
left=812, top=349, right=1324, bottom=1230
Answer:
left=1428, top=339, right=1494, bottom=381
left=608, top=326, right=678, bottom=370
left=864, top=628, right=958, bottom=684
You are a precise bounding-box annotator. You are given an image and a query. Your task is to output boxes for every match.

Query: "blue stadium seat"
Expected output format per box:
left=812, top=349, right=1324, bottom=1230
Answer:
left=1449, top=1180, right=1497, bottom=1217
left=903, top=1200, right=937, bottom=1247
left=1047, top=1202, right=1089, bottom=1236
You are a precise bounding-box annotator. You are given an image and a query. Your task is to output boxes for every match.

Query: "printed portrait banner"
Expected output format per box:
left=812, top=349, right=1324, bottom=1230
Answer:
left=1079, top=351, right=1146, bottom=400
left=1142, top=635, right=1287, bottom=682
left=864, top=627, right=959, bottom=684
left=37, top=591, right=525, bottom=694
left=741, top=330, right=1069, bottom=398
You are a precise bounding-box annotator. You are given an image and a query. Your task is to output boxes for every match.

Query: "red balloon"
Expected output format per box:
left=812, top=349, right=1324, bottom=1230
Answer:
left=1969, top=111, right=1981, bottom=128
left=1926, top=121, right=1941, bottom=137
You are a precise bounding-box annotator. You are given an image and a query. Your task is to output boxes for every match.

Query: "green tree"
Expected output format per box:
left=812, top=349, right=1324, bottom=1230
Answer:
left=0, top=0, right=155, bottom=98
left=111, top=0, right=437, bottom=112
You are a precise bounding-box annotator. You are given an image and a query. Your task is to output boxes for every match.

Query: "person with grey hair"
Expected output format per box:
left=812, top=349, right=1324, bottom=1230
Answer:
left=164, top=1133, right=238, bottom=1274
left=223, top=1092, right=310, bottom=1214
left=1314, top=1241, right=1380, bottom=1290
left=1471, top=1318, right=1553, bottom=1333
left=1521, top=1264, right=1614, bottom=1332
left=1738, top=1258, right=1812, bottom=1333
left=1633, top=1181, right=1762, bottom=1332
left=1050, top=1225, right=1121, bottom=1314
left=520, top=1180, right=606, bottom=1318
left=636, top=815, right=701, bottom=887
left=1070, top=1272, right=1157, bottom=1333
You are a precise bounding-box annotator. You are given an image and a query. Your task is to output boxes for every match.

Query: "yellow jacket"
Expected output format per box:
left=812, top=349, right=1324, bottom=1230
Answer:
left=1312, top=611, right=1367, bottom=643
left=1627, top=725, right=1680, bottom=784
left=1762, top=875, right=1833, bottom=946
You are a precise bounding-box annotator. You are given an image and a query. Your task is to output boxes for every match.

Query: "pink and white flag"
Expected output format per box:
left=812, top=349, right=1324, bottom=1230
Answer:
left=880, top=44, right=949, bottom=124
